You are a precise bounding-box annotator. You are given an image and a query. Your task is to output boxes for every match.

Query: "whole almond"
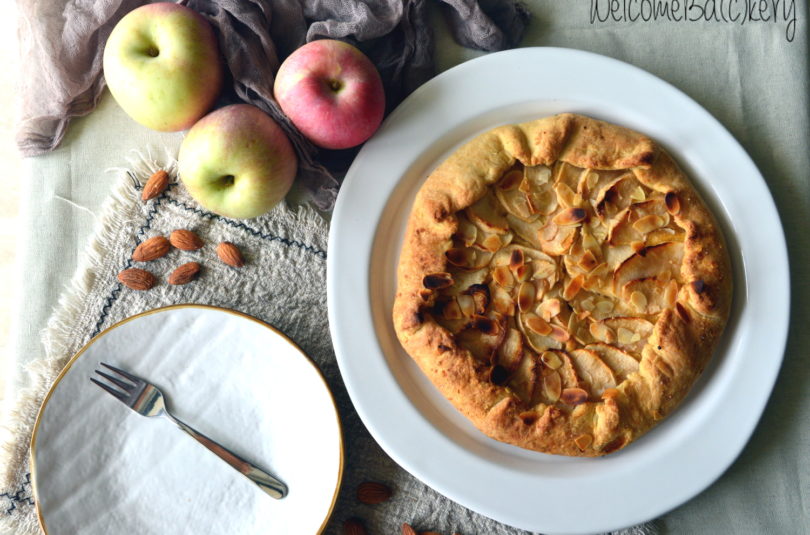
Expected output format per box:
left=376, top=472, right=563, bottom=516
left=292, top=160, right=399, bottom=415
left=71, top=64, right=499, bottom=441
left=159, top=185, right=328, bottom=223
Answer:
left=168, top=262, right=201, bottom=285
left=401, top=523, right=417, bottom=535
left=118, top=268, right=155, bottom=291
left=342, top=518, right=367, bottom=535
left=357, top=481, right=392, bottom=505
left=170, top=229, right=204, bottom=251
left=132, top=236, right=171, bottom=262
left=141, top=170, right=169, bottom=201
left=216, top=242, right=244, bottom=268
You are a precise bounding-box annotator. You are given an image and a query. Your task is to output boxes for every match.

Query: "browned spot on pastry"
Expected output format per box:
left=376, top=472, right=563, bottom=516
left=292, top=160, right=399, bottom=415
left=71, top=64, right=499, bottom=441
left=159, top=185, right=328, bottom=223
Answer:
left=560, top=388, right=588, bottom=406
left=519, top=411, right=539, bottom=425
left=675, top=302, right=691, bottom=323
left=489, top=365, right=509, bottom=385
left=665, top=191, right=681, bottom=214
left=691, top=279, right=706, bottom=294
left=601, top=436, right=626, bottom=454
left=422, top=272, right=453, bottom=290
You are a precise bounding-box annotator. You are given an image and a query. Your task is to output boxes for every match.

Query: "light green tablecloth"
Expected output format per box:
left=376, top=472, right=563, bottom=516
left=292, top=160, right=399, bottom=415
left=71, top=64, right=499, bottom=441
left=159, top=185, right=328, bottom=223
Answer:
left=9, top=2, right=809, bottom=533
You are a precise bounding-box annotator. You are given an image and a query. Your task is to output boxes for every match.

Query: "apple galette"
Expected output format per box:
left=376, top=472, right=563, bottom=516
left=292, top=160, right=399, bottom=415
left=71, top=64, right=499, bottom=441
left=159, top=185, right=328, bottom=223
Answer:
left=392, top=114, right=732, bottom=456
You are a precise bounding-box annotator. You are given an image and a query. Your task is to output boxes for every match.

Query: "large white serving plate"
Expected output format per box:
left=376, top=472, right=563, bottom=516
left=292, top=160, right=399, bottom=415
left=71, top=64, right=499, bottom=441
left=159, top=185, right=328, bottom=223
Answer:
left=327, top=47, right=789, bottom=534
left=31, top=305, right=343, bottom=535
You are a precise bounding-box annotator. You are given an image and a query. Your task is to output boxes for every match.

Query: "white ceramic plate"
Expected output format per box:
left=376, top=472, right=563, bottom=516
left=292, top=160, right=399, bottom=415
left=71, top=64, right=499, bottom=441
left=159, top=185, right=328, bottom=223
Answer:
left=31, top=305, right=343, bottom=535
left=327, top=48, right=789, bottom=534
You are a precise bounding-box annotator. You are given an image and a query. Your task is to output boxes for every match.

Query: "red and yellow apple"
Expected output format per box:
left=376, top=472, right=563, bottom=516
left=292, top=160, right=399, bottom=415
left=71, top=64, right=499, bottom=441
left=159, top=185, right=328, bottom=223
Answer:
left=178, top=104, right=298, bottom=219
left=103, top=3, right=223, bottom=132
left=274, top=39, right=385, bottom=150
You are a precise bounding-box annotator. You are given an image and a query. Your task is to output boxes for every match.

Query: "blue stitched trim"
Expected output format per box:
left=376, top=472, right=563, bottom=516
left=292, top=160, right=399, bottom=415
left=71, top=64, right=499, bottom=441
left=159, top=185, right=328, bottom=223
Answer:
left=90, top=180, right=327, bottom=339
left=1, top=472, right=34, bottom=515
left=165, top=197, right=328, bottom=260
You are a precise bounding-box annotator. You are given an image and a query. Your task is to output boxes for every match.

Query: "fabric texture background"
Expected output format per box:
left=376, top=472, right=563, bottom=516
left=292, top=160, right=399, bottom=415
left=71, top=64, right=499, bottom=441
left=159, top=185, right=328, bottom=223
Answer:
left=0, top=158, right=654, bottom=535
left=16, top=0, right=529, bottom=210
left=4, top=0, right=809, bottom=533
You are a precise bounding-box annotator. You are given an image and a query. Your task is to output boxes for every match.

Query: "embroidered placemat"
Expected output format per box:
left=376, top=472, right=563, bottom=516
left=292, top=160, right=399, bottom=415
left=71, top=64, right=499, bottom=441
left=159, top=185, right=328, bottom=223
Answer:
left=0, top=154, right=655, bottom=534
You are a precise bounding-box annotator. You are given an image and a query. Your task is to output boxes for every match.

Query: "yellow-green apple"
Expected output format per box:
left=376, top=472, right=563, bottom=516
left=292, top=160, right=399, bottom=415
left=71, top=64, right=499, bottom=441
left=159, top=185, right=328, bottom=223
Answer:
left=274, top=39, right=385, bottom=149
left=103, top=3, right=223, bottom=131
left=178, top=104, right=298, bottom=219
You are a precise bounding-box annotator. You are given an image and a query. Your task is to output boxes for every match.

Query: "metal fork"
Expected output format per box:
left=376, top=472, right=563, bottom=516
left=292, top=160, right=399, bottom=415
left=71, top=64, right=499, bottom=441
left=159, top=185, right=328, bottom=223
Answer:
left=91, top=362, right=288, bottom=499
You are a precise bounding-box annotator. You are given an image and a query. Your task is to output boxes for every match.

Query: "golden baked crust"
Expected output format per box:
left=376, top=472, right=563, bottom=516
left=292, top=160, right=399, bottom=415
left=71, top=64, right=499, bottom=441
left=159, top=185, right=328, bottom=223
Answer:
left=392, top=113, right=732, bottom=456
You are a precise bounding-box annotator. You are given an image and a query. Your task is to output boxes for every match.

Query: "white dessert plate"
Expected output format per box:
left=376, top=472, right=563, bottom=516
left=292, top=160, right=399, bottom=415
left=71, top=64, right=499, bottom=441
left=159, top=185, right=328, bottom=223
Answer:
left=31, top=305, right=343, bottom=535
left=327, top=48, right=789, bottom=534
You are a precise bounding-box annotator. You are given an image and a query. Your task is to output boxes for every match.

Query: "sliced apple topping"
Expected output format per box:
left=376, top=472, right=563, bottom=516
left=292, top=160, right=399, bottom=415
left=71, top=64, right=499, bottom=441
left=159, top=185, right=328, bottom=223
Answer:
left=496, top=327, right=524, bottom=371
left=540, top=370, right=562, bottom=403
left=519, top=312, right=563, bottom=353
left=454, top=214, right=478, bottom=247
left=466, top=192, right=509, bottom=234
left=539, top=222, right=577, bottom=256
left=509, top=352, right=539, bottom=403
left=586, top=343, right=640, bottom=380
left=601, top=317, right=654, bottom=354
left=489, top=284, right=515, bottom=316
left=569, top=348, right=617, bottom=397
left=613, top=241, right=684, bottom=293
left=425, top=160, right=692, bottom=412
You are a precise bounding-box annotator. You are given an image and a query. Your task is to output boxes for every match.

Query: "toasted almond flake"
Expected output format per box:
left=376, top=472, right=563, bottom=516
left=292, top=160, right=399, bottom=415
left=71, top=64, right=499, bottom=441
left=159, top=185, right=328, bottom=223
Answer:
left=418, top=289, right=432, bottom=302
left=578, top=250, right=599, bottom=272
left=470, top=314, right=500, bottom=335
left=631, top=332, right=642, bottom=343
left=574, top=433, right=594, bottom=450
left=542, top=371, right=562, bottom=402
left=560, top=387, right=589, bottom=406
left=518, top=176, right=532, bottom=193
left=633, top=214, right=666, bottom=234
left=457, top=294, right=476, bottom=316
left=491, top=287, right=516, bottom=316
left=509, top=248, right=525, bottom=269
left=617, top=327, right=635, bottom=345
left=630, top=291, right=648, bottom=312
left=630, top=186, right=646, bottom=202
left=589, top=322, right=615, bottom=343
left=664, top=280, right=679, bottom=307
left=499, top=169, right=523, bottom=190
left=595, top=300, right=615, bottom=315
left=514, top=264, right=532, bottom=282
left=538, top=299, right=562, bottom=321
left=552, top=207, right=587, bottom=226
left=423, top=272, right=453, bottom=289
left=443, top=299, right=462, bottom=320
left=554, top=182, right=578, bottom=208
left=665, top=192, right=681, bottom=214
left=541, top=351, right=562, bottom=370
left=526, top=315, right=553, bottom=335
left=492, top=265, right=514, bottom=288
left=481, top=234, right=502, bottom=252
left=580, top=297, right=595, bottom=311
left=517, top=281, right=536, bottom=312
left=531, top=259, right=556, bottom=279
left=550, top=325, right=570, bottom=343
left=563, top=274, right=585, bottom=301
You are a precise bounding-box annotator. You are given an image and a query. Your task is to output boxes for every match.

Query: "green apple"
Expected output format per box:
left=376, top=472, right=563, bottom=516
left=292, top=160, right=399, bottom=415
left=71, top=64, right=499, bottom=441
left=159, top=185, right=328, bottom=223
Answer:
left=178, top=104, right=298, bottom=219
left=103, top=2, right=223, bottom=131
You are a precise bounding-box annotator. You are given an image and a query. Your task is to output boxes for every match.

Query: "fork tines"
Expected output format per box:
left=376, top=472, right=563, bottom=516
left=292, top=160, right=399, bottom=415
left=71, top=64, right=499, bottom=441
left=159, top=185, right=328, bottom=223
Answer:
left=91, top=362, right=141, bottom=400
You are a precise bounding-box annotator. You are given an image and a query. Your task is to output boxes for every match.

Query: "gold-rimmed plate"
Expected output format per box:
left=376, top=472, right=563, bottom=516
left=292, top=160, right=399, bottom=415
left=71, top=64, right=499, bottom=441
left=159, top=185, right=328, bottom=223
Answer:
left=30, top=305, right=343, bottom=534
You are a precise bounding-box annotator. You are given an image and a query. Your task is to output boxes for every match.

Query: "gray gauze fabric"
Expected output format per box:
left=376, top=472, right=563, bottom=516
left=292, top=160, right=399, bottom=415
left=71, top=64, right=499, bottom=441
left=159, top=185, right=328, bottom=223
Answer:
left=0, top=159, right=654, bottom=535
left=16, top=0, right=530, bottom=210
